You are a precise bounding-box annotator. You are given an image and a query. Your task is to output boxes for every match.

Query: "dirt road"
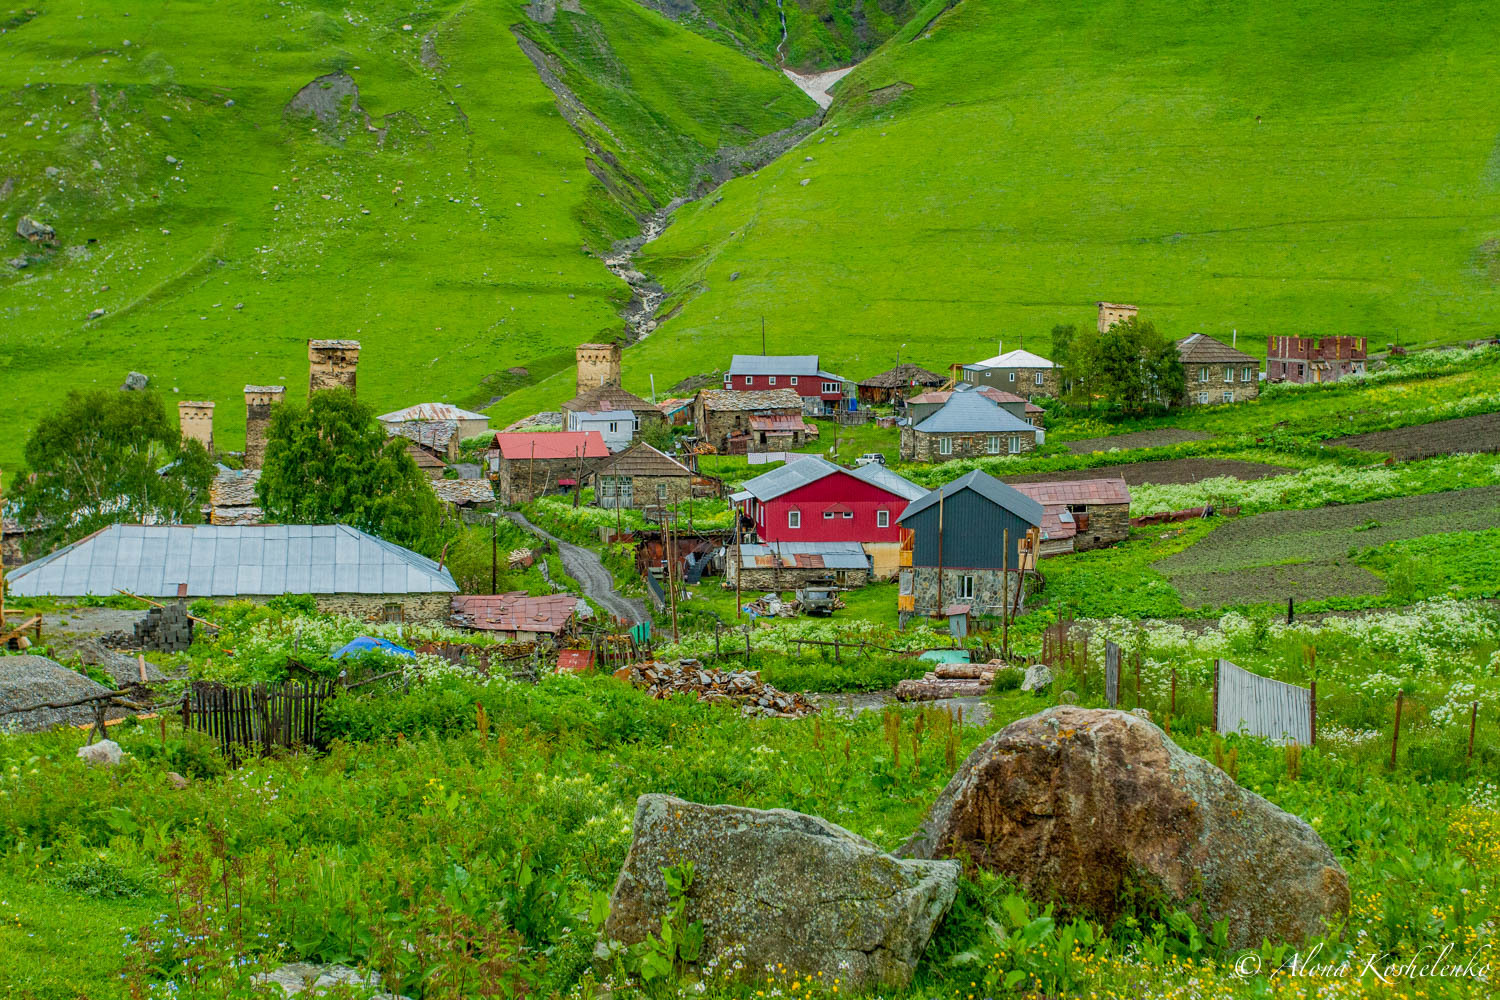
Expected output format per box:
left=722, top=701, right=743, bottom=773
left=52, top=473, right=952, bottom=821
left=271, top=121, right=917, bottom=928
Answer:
left=506, top=511, right=648, bottom=625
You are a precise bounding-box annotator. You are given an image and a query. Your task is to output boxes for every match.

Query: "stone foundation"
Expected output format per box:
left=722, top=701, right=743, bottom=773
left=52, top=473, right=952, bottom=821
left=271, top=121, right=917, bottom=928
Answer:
left=312, top=592, right=452, bottom=623
left=900, top=427, right=1038, bottom=462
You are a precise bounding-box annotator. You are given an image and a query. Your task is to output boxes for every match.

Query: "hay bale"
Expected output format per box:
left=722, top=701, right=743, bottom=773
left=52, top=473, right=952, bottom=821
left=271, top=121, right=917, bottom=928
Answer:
left=0, top=655, right=122, bottom=733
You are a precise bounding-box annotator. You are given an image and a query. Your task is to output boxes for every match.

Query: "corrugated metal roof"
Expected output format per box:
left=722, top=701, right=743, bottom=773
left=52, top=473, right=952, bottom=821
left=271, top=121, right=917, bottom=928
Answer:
left=728, top=354, right=822, bottom=376
left=377, top=403, right=488, bottom=423
left=735, top=541, right=869, bottom=570
left=561, top=385, right=657, bottom=414
left=847, top=463, right=928, bottom=501
left=492, top=431, right=609, bottom=460
left=898, top=471, right=1045, bottom=526
left=912, top=391, right=1039, bottom=434
left=451, top=593, right=581, bottom=634
left=748, top=413, right=809, bottom=432
left=7, top=524, right=458, bottom=598
left=965, top=349, right=1055, bottom=370
left=1010, top=478, right=1131, bottom=506
left=740, top=457, right=926, bottom=503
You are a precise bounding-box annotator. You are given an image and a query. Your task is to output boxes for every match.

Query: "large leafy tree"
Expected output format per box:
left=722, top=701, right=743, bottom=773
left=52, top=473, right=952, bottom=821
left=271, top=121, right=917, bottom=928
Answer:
left=256, top=389, right=448, bottom=556
left=13, top=388, right=215, bottom=556
left=1068, top=316, right=1184, bottom=413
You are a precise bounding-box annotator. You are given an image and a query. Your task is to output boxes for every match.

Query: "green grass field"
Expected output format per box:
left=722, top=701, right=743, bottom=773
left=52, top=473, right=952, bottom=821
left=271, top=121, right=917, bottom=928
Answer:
left=491, top=0, right=1500, bottom=426
left=0, top=0, right=812, bottom=476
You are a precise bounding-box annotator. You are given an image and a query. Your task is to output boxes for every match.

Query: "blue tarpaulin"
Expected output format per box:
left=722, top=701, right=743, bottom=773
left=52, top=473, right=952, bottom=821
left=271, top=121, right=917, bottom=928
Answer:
left=330, top=636, right=416, bottom=660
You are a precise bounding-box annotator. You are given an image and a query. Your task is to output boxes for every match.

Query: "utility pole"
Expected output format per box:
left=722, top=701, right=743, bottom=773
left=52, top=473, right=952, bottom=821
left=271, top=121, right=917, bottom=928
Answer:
left=666, top=503, right=680, bottom=642
left=490, top=513, right=498, bottom=594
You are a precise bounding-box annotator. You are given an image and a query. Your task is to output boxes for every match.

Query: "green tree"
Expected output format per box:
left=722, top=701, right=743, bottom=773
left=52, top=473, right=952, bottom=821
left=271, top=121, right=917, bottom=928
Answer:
left=13, top=388, right=214, bottom=556
left=1086, top=316, right=1183, bottom=414
left=1051, top=323, right=1079, bottom=396
left=256, top=389, right=449, bottom=556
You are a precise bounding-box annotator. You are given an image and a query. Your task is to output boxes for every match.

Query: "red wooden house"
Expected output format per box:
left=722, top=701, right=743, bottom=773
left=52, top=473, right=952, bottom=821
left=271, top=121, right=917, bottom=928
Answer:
left=722, top=355, right=848, bottom=414
left=729, top=457, right=926, bottom=578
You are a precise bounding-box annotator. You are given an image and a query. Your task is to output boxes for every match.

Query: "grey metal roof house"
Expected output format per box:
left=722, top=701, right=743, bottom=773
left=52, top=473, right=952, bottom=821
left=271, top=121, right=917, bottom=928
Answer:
left=734, top=541, right=871, bottom=570
left=727, top=354, right=845, bottom=379
left=912, top=390, right=1039, bottom=434
left=899, top=470, right=1045, bottom=525
left=6, top=523, right=458, bottom=599
left=737, top=456, right=927, bottom=503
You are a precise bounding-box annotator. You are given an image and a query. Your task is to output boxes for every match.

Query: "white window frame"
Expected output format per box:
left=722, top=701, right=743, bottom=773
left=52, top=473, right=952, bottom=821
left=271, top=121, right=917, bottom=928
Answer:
left=823, top=510, right=835, bottom=519
left=768, top=375, right=777, bottom=385
left=1009, top=434, right=1022, bottom=454
left=743, top=375, right=753, bottom=386
left=1199, top=366, right=1209, bottom=382
left=1223, top=390, right=1234, bottom=403
left=608, top=421, right=619, bottom=433
left=958, top=575, right=975, bottom=600
left=1008, top=371, right=1016, bottom=382
left=656, top=482, right=668, bottom=500
left=1034, top=371, right=1044, bottom=386
left=842, top=511, right=853, bottom=519
left=788, top=509, right=801, bottom=529
left=1242, top=366, right=1254, bottom=382
left=987, top=435, right=1000, bottom=454
left=938, top=437, right=953, bottom=456
left=1224, top=366, right=1234, bottom=383
left=789, top=376, right=798, bottom=386
left=1197, top=391, right=1209, bottom=404
left=822, top=381, right=839, bottom=394
left=877, top=510, right=889, bottom=528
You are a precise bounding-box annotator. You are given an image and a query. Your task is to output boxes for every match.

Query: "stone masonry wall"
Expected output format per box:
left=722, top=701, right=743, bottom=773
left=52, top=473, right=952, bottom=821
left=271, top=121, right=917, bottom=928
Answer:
left=900, top=427, right=1037, bottom=462
left=908, top=567, right=1018, bottom=617
left=1074, top=503, right=1130, bottom=551
left=313, top=592, right=452, bottom=623
left=1180, top=367, right=1259, bottom=405
left=309, top=340, right=360, bottom=397
left=243, top=386, right=285, bottom=469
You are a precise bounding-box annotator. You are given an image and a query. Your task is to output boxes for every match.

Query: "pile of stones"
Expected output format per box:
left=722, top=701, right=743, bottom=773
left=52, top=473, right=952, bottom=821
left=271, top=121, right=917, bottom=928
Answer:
left=134, top=603, right=194, bottom=653
left=615, top=659, right=818, bottom=717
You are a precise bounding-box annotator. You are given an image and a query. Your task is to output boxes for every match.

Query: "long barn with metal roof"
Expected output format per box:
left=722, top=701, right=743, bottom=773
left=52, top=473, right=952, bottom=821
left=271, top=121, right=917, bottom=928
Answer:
left=7, top=523, right=458, bottom=622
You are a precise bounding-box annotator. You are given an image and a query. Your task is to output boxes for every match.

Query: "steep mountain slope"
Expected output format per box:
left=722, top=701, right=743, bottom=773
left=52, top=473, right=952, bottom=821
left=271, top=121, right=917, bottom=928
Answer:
left=557, top=0, right=1500, bottom=407
left=0, top=0, right=812, bottom=473
left=636, top=0, right=920, bottom=72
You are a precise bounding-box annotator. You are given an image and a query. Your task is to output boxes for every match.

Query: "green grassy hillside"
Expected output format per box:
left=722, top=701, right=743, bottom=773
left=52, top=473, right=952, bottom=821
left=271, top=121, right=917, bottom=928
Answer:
left=639, top=0, right=920, bottom=72
left=0, top=0, right=812, bottom=475
left=502, top=0, right=1500, bottom=417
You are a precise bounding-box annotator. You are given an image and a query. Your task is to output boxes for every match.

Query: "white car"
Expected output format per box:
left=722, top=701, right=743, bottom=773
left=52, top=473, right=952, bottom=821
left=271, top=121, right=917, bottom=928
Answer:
left=855, top=453, right=886, bottom=467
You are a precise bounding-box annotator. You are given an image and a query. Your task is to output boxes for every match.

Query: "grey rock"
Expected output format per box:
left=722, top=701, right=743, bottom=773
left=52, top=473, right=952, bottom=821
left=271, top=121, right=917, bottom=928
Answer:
left=165, top=155, right=179, bottom=165
left=77, top=739, right=123, bottom=767
left=167, top=771, right=190, bottom=790
left=251, top=961, right=408, bottom=998
left=1132, top=707, right=1153, bottom=722
left=601, top=794, right=958, bottom=989
left=121, top=371, right=149, bottom=391
left=44, top=166, right=60, bottom=179
left=799, top=177, right=811, bottom=186
left=1020, top=662, right=1052, bottom=693
left=7, top=256, right=26, bottom=269
left=87, top=307, right=105, bottom=320
left=1058, top=689, right=1079, bottom=704
left=729, top=271, right=739, bottom=281
left=901, top=707, right=1350, bottom=948
left=72, top=637, right=165, bottom=685
left=16, top=215, right=56, bottom=243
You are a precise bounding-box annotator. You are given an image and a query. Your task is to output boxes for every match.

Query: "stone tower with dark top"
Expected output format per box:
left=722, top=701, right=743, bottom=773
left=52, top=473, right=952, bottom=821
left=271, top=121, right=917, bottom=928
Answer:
left=178, top=400, right=215, bottom=452
left=575, top=342, right=622, bottom=395
left=308, top=340, right=361, bottom=397
left=243, top=385, right=285, bottom=469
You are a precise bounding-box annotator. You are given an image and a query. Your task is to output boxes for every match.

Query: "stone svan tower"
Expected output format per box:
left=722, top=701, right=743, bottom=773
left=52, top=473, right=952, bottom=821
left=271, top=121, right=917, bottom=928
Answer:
left=243, top=385, right=285, bottom=469
left=178, top=400, right=215, bottom=452
left=1096, top=302, right=1138, bottom=333
left=575, top=342, right=622, bottom=395
left=308, top=339, right=361, bottom=397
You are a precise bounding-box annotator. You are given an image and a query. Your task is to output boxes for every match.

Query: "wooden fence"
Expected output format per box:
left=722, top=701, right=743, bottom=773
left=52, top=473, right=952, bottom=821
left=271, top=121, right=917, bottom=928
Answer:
left=183, top=679, right=339, bottom=762
left=1213, top=658, right=1314, bottom=745
left=1105, top=640, right=1121, bottom=708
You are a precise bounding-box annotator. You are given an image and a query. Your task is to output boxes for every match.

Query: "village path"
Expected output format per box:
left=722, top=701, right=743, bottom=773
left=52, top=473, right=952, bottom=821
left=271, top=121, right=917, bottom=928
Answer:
left=506, top=511, right=648, bottom=626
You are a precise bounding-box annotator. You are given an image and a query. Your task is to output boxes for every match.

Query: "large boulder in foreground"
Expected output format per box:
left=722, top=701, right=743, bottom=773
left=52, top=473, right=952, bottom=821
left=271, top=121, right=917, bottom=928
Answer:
left=601, top=794, right=959, bottom=989
left=901, top=707, right=1349, bottom=948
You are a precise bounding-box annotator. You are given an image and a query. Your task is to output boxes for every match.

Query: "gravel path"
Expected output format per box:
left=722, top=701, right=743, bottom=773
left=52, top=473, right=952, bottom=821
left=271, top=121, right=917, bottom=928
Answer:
left=506, top=511, right=647, bottom=625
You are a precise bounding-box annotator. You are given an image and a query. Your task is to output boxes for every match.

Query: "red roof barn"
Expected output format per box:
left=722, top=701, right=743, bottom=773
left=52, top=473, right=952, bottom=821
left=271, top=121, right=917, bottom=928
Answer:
left=488, top=431, right=609, bottom=504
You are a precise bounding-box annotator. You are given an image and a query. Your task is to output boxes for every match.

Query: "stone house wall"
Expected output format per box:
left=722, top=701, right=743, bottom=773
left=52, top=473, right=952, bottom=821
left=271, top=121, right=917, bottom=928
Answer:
left=308, top=341, right=360, bottom=397
left=903, top=566, right=1019, bottom=617
left=970, top=366, right=1060, bottom=398
left=497, top=456, right=582, bottom=504
left=313, top=592, right=452, bottom=623
left=593, top=473, right=694, bottom=509
left=1181, top=364, right=1260, bottom=405
left=1073, top=503, right=1130, bottom=551
left=725, top=563, right=870, bottom=591
left=900, top=426, right=1038, bottom=462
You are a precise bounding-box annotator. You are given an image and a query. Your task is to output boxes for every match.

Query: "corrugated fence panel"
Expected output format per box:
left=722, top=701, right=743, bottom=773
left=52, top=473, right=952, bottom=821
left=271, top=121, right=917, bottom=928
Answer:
left=1215, top=658, right=1312, bottom=745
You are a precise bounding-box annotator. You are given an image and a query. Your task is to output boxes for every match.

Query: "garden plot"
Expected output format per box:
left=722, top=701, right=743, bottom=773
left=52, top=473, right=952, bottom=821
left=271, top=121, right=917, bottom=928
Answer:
left=1062, top=429, right=1213, bottom=454
left=1005, top=457, right=1290, bottom=487
left=1329, top=411, right=1500, bottom=460
left=1154, top=485, right=1500, bottom=606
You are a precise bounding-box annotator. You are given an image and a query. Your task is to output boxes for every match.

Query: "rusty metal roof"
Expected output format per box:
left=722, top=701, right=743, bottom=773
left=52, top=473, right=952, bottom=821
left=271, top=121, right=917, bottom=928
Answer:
left=748, top=413, right=809, bottom=432
left=451, top=593, right=582, bottom=634
left=1010, top=478, right=1130, bottom=506
left=734, top=541, right=869, bottom=571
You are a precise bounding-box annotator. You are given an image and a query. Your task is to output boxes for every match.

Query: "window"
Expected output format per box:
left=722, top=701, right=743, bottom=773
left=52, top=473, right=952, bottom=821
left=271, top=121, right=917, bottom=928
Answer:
left=843, top=511, right=853, bottom=519
left=723, top=373, right=731, bottom=386
left=877, top=510, right=889, bottom=528
left=768, top=376, right=777, bottom=385
left=1035, top=371, right=1044, bottom=386
left=1224, top=366, right=1234, bottom=383
left=383, top=602, right=405, bottom=623
left=1199, top=366, right=1209, bottom=382
left=788, top=510, right=801, bottom=529
left=789, top=376, right=798, bottom=386
left=964, top=369, right=973, bottom=382
left=600, top=477, right=617, bottom=501
left=1008, top=371, right=1016, bottom=382
left=938, top=437, right=953, bottom=456
left=1197, top=391, right=1209, bottom=404
left=822, top=381, right=840, bottom=394
left=958, top=575, right=975, bottom=600
left=656, top=482, right=668, bottom=500
left=743, top=376, right=753, bottom=386
left=823, top=510, right=835, bottom=519
left=1242, top=366, right=1254, bottom=383
left=608, top=421, right=619, bottom=433
left=987, top=435, right=1000, bottom=454
left=1223, top=390, right=1234, bottom=403
left=1010, top=434, right=1023, bottom=454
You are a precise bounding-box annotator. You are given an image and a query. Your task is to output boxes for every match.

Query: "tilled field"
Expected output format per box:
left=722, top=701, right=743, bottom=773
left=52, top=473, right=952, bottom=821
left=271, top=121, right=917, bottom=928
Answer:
left=1004, top=457, right=1291, bottom=487
left=1154, top=485, right=1500, bottom=606
left=1061, top=428, right=1213, bottom=453
left=1329, top=411, right=1500, bottom=460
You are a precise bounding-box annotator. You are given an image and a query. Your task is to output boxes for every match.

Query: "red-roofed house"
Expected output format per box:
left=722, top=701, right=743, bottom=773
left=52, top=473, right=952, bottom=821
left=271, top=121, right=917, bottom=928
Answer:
left=451, top=593, right=582, bottom=641
left=489, top=431, right=609, bottom=504
left=1008, top=477, right=1130, bottom=555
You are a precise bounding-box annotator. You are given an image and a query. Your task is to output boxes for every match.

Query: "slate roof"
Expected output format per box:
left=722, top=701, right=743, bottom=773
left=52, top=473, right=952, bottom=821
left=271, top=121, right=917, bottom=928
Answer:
left=491, top=431, right=609, bottom=460
left=560, top=384, right=659, bottom=414
left=6, top=523, right=458, bottom=598
left=389, top=420, right=457, bottom=453
left=1010, top=478, right=1131, bottom=506
left=965, top=349, right=1056, bottom=370
left=451, top=593, right=581, bottom=635
left=912, top=391, right=1039, bottom=434
left=377, top=403, right=488, bottom=423
left=430, top=479, right=497, bottom=506
left=739, top=457, right=926, bottom=503
left=208, top=469, right=264, bottom=526
left=735, top=541, right=869, bottom=571
left=592, top=442, right=694, bottom=479
left=911, top=386, right=1044, bottom=412
left=1176, top=333, right=1259, bottom=365
left=695, top=388, right=804, bottom=411
left=857, top=364, right=946, bottom=388
left=898, top=470, right=1045, bottom=526
left=405, top=441, right=448, bottom=471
